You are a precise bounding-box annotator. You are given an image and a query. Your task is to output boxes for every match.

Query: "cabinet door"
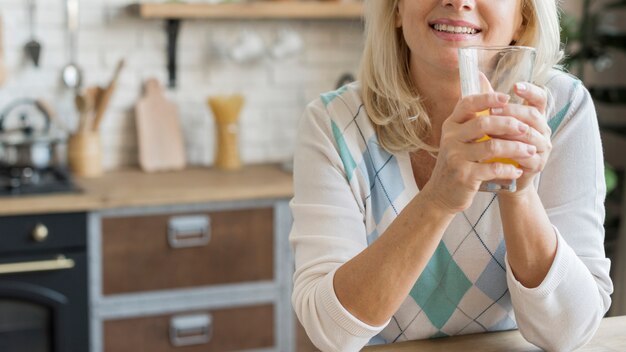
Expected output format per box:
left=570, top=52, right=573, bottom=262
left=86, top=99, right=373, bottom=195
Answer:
left=101, top=208, right=273, bottom=295
left=104, top=304, right=274, bottom=351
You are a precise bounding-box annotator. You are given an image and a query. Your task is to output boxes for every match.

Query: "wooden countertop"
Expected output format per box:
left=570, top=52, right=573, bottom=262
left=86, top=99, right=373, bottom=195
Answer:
left=0, top=165, right=293, bottom=216
left=364, top=316, right=626, bottom=352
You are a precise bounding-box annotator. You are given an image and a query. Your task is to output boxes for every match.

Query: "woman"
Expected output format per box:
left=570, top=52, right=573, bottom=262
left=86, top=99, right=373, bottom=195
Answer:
left=290, top=0, right=613, bottom=351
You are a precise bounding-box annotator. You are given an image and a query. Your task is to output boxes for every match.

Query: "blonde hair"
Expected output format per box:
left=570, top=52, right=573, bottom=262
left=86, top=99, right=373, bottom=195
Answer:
left=359, top=0, right=563, bottom=153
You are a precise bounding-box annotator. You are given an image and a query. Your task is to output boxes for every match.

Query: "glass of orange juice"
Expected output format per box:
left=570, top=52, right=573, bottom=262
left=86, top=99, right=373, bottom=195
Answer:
left=458, top=45, right=536, bottom=192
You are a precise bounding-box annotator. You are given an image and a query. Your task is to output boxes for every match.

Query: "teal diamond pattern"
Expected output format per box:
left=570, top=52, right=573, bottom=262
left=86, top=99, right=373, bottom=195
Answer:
left=331, top=120, right=357, bottom=180
left=410, top=242, right=472, bottom=329
left=548, top=79, right=581, bottom=136
left=321, top=85, right=349, bottom=106
left=430, top=331, right=449, bottom=339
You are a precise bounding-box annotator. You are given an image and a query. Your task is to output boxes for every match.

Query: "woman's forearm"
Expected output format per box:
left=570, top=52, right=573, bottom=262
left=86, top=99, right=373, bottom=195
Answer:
left=498, top=188, right=558, bottom=288
left=333, top=189, right=455, bottom=326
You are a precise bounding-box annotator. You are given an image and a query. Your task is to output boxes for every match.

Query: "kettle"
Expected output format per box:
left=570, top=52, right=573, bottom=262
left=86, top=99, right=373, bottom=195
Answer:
left=0, top=99, right=64, bottom=169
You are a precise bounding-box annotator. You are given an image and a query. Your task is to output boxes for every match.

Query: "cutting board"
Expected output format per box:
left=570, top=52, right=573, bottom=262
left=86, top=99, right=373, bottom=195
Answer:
left=135, top=78, right=186, bottom=172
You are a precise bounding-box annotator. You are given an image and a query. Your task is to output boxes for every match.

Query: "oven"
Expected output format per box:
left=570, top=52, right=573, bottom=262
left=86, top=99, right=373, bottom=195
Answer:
left=0, top=212, right=88, bottom=352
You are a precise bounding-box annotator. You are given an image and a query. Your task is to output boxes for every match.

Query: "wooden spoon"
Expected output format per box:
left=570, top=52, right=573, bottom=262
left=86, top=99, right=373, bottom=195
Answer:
left=92, top=59, right=125, bottom=131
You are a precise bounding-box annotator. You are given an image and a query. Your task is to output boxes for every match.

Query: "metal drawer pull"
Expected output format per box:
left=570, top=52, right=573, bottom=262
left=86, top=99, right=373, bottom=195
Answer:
left=0, top=255, right=75, bottom=275
left=169, top=313, right=212, bottom=347
left=168, top=215, right=211, bottom=248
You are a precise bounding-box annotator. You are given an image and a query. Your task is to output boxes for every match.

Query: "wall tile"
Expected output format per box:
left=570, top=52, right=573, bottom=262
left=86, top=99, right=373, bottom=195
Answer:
left=0, top=2, right=363, bottom=170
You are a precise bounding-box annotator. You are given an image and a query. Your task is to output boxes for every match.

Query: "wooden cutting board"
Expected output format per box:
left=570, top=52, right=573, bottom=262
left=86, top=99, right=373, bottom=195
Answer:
left=135, top=78, right=186, bottom=172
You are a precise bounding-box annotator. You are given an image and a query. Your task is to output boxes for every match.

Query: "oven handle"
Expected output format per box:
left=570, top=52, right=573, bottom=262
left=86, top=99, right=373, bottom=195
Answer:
left=0, top=255, right=75, bottom=275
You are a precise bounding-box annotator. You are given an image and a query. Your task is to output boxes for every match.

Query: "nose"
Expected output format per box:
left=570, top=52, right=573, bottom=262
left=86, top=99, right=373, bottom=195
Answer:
left=442, top=0, right=475, bottom=11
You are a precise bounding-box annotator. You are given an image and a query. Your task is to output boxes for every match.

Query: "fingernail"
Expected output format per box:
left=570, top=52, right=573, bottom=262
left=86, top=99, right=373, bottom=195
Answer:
left=491, top=107, right=503, bottom=115
left=527, top=145, right=536, bottom=154
left=516, top=169, right=523, bottom=177
left=516, top=82, right=527, bottom=91
left=518, top=123, right=529, bottom=133
left=497, top=94, right=510, bottom=103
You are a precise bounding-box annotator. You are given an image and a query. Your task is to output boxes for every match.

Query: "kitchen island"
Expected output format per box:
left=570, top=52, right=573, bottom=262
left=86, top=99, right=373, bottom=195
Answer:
left=364, top=315, right=626, bottom=352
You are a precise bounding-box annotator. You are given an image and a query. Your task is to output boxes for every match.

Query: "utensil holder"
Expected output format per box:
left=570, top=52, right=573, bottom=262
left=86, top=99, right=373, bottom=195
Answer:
left=207, top=95, right=244, bottom=171
left=67, top=131, right=102, bottom=177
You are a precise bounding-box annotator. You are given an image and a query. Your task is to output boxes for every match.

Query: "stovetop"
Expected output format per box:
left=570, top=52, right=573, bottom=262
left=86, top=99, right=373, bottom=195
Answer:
left=0, top=164, right=81, bottom=197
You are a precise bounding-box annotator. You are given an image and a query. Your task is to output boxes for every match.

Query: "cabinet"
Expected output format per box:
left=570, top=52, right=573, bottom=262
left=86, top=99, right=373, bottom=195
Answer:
left=88, top=199, right=299, bottom=351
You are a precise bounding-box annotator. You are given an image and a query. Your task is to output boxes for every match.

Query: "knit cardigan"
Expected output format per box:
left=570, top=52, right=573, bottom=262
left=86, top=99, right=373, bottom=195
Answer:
left=290, top=70, right=613, bottom=352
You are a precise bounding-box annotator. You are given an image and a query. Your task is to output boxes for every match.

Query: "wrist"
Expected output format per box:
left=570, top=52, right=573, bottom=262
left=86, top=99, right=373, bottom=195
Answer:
left=418, top=184, right=460, bottom=218
left=497, top=185, right=536, bottom=203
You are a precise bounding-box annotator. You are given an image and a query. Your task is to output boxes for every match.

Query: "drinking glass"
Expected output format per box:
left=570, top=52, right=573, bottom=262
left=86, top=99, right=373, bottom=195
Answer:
left=458, top=45, right=536, bottom=192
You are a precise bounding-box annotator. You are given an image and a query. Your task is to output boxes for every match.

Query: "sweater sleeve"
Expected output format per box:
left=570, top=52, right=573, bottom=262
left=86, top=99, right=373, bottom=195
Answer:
left=505, top=82, right=614, bottom=352
left=290, top=100, right=387, bottom=352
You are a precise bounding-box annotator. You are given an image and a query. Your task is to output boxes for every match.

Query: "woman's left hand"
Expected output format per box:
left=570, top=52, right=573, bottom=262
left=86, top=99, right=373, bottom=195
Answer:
left=490, top=82, right=551, bottom=195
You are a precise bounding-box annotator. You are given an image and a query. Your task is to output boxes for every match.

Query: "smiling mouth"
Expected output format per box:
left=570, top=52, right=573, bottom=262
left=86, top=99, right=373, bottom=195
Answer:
left=430, top=23, right=481, bottom=35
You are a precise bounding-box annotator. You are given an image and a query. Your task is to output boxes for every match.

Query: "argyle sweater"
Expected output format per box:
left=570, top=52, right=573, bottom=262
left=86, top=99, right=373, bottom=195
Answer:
left=290, top=71, right=613, bottom=352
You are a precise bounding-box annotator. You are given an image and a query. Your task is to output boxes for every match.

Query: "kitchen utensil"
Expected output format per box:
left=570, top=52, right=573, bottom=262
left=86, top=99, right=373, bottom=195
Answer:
left=61, top=0, right=82, bottom=90
left=0, top=99, right=64, bottom=169
left=92, top=59, right=124, bottom=131
left=25, top=0, right=42, bottom=67
left=74, top=93, right=94, bottom=133
left=67, top=131, right=101, bottom=177
left=0, top=15, right=7, bottom=85
left=135, top=78, right=186, bottom=172
left=207, top=95, right=244, bottom=171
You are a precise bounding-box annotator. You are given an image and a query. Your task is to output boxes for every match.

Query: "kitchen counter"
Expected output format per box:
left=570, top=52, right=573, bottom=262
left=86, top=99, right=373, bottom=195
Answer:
left=0, top=165, right=293, bottom=216
left=364, top=316, right=626, bottom=352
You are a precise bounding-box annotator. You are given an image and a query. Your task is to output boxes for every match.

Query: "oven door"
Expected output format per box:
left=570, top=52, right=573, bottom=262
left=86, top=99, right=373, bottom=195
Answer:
left=0, top=252, right=88, bottom=352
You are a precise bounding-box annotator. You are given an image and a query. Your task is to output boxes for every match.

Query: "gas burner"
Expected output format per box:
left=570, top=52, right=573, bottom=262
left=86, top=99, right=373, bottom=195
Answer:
left=0, top=165, right=80, bottom=196
left=6, top=166, right=40, bottom=188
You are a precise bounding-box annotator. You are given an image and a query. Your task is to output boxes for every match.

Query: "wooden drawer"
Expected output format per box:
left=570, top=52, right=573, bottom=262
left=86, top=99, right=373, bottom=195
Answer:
left=101, top=208, right=274, bottom=295
left=104, top=304, right=274, bottom=352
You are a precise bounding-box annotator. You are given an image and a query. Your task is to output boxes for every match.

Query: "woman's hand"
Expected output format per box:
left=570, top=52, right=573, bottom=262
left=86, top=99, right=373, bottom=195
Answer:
left=491, top=82, right=551, bottom=196
left=421, top=92, right=536, bottom=214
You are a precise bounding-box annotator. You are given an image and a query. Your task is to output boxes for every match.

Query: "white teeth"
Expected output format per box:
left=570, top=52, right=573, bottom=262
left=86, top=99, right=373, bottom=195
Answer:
left=433, top=23, right=477, bottom=34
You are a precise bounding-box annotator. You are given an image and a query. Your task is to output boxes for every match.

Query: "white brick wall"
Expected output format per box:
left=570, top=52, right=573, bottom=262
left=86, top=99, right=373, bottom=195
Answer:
left=0, top=1, right=364, bottom=170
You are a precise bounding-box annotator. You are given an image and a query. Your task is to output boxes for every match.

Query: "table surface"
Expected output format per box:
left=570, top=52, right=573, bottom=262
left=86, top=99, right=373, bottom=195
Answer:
left=363, top=316, right=626, bottom=352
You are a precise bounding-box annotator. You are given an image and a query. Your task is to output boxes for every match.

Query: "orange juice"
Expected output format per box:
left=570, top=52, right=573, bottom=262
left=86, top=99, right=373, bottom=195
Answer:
left=475, top=110, right=520, bottom=167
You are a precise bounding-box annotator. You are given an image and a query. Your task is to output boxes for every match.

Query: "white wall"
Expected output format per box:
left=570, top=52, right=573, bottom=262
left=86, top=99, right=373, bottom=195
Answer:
left=0, top=0, right=364, bottom=170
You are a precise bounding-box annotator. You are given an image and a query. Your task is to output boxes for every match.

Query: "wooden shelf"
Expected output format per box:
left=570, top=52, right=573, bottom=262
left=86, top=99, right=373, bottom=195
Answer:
left=132, top=1, right=364, bottom=20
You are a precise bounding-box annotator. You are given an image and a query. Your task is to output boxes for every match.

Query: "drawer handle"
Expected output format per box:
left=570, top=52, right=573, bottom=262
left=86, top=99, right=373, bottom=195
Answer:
left=169, top=313, right=212, bottom=347
left=0, top=255, right=75, bottom=275
left=168, top=215, right=211, bottom=249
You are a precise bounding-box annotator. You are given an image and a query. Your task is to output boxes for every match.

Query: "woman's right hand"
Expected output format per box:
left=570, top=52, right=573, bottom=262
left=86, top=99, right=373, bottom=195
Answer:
left=421, top=92, right=537, bottom=214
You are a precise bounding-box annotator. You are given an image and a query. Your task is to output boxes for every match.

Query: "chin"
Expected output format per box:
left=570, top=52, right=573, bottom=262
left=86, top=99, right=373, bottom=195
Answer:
left=437, top=55, right=461, bottom=73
